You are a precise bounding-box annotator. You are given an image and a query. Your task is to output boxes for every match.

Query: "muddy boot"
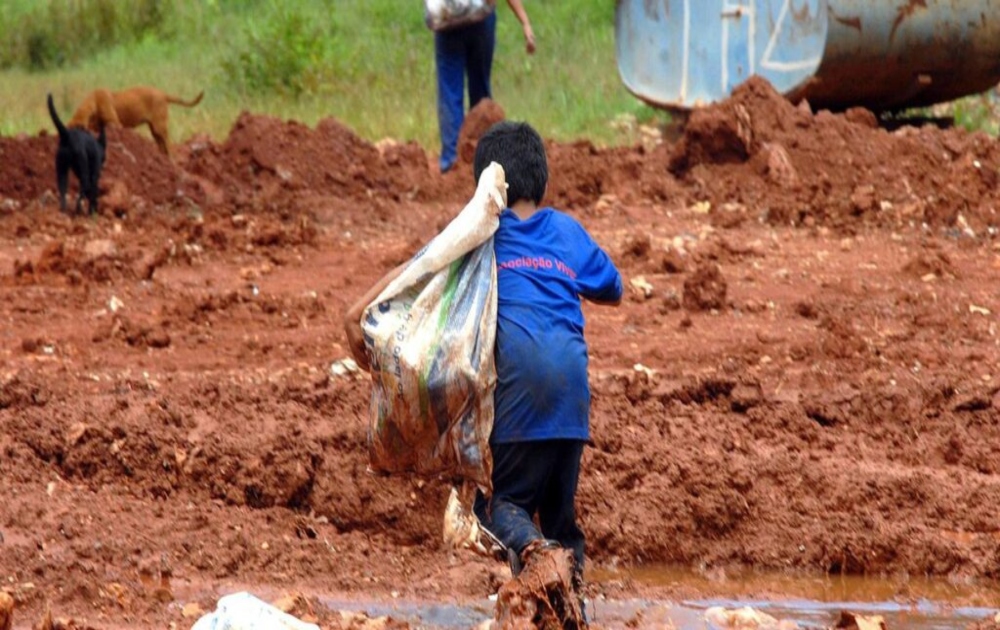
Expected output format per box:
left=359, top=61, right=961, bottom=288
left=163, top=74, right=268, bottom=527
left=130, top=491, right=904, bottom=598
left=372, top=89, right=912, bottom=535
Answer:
left=509, top=538, right=559, bottom=577
left=497, top=540, right=582, bottom=629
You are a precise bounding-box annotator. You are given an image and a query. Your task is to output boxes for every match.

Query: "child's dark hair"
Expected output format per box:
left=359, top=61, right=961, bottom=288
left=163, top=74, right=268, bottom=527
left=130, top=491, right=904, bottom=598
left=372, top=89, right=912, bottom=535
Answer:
left=473, top=121, right=548, bottom=206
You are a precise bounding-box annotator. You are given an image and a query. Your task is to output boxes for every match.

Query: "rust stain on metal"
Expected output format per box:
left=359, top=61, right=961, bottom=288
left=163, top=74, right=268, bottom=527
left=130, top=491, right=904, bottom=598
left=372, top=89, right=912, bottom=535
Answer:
left=791, top=1, right=812, bottom=23
left=831, top=10, right=862, bottom=32
left=889, top=0, right=928, bottom=43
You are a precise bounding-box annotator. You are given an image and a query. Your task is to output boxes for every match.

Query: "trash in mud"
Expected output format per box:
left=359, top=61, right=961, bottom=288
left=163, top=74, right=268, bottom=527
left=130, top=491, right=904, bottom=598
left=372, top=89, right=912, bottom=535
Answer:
left=443, top=484, right=503, bottom=558
left=495, top=547, right=582, bottom=630
left=191, top=591, right=319, bottom=630
left=704, top=605, right=797, bottom=628
left=833, top=611, right=887, bottom=630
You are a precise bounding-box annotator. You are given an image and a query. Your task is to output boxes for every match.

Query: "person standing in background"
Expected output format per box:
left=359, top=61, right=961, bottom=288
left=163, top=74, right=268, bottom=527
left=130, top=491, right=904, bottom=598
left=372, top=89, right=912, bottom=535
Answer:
left=427, top=0, right=535, bottom=173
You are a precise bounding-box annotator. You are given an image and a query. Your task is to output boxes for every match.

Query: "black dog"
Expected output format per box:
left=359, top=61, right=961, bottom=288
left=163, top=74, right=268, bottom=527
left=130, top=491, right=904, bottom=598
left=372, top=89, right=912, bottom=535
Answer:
left=47, top=93, right=106, bottom=215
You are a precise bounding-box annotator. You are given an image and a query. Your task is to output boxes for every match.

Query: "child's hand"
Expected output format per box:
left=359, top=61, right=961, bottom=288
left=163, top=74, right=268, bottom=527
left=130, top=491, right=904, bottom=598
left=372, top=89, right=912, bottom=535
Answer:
left=345, top=320, right=372, bottom=372
left=343, top=262, right=410, bottom=374
left=344, top=301, right=372, bottom=372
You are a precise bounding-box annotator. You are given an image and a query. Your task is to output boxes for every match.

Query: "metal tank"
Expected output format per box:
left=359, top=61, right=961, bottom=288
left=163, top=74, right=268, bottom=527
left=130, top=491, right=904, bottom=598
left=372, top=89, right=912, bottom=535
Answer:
left=615, top=0, right=1000, bottom=112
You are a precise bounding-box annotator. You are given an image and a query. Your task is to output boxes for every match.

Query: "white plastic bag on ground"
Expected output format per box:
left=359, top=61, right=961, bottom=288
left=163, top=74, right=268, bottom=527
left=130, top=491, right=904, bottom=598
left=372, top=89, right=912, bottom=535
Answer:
left=361, top=162, right=507, bottom=490
left=190, top=592, right=318, bottom=630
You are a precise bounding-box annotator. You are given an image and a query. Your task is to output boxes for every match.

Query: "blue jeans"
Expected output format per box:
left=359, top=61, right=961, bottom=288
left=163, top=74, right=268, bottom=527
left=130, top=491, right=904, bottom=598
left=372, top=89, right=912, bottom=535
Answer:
left=474, top=439, right=587, bottom=572
left=434, top=11, right=497, bottom=172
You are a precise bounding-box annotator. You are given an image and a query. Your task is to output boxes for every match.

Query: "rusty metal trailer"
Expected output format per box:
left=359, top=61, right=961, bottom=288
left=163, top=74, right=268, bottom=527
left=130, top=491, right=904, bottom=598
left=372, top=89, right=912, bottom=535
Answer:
left=615, top=0, right=1000, bottom=111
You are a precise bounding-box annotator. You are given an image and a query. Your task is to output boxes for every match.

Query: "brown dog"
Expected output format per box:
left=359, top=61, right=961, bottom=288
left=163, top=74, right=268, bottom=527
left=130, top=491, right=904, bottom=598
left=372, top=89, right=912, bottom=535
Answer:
left=68, top=86, right=204, bottom=156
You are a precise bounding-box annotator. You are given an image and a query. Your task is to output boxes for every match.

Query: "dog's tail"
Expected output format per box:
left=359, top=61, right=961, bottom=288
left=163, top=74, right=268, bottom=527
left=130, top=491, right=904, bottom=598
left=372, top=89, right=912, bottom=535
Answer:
left=166, top=90, right=204, bottom=108
left=46, top=93, right=69, bottom=141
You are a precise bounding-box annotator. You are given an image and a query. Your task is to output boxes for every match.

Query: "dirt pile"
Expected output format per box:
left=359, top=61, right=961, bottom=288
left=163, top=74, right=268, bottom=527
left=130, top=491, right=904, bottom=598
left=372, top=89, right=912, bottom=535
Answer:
left=669, top=76, right=1000, bottom=230
left=457, top=98, right=506, bottom=166
left=4, top=84, right=1000, bottom=235
left=182, top=112, right=445, bottom=210
left=0, top=134, right=56, bottom=204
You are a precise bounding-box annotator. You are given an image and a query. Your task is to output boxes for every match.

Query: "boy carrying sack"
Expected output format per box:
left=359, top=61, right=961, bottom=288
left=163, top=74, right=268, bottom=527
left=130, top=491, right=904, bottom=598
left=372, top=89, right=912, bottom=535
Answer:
left=346, top=122, right=622, bottom=629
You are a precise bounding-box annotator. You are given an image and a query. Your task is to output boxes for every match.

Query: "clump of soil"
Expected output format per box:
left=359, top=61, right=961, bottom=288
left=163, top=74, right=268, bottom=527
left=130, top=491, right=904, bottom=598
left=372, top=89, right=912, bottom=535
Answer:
left=902, top=250, right=959, bottom=279
left=15, top=239, right=136, bottom=285
left=968, top=614, right=1000, bottom=630
left=92, top=315, right=172, bottom=349
left=457, top=98, right=506, bottom=166
left=683, top=263, right=727, bottom=311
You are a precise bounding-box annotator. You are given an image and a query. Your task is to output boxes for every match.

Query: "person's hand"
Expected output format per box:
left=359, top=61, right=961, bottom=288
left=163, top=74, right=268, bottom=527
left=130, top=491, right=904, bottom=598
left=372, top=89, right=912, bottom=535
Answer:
left=348, top=332, right=371, bottom=372
left=344, top=311, right=372, bottom=372
left=523, top=23, right=536, bottom=54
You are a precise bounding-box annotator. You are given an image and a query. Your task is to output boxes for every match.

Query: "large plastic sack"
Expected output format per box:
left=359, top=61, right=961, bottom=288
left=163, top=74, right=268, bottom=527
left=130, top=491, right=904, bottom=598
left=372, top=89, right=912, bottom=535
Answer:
left=361, top=162, right=507, bottom=490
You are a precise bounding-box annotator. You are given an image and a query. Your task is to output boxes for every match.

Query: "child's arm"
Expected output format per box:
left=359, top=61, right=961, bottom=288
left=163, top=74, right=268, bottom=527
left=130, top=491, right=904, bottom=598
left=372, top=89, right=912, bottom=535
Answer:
left=573, top=223, right=624, bottom=307
left=584, top=293, right=622, bottom=307
left=343, top=262, right=407, bottom=372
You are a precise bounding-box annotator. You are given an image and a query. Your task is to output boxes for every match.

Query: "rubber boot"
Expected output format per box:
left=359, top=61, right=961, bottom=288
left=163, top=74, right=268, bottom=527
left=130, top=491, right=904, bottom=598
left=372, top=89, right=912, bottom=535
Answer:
left=518, top=539, right=562, bottom=572
left=510, top=538, right=561, bottom=577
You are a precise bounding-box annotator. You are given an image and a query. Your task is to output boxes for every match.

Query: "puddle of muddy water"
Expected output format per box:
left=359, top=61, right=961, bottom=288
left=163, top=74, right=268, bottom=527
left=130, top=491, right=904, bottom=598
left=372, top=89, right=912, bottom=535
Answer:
left=606, top=566, right=1000, bottom=629
left=322, top=567, right=1000, bottom=629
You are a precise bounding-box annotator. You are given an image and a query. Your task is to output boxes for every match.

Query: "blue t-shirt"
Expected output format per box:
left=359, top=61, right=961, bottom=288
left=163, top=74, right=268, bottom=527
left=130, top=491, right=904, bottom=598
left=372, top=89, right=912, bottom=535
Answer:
left=492, top=207, right=623, bottom=444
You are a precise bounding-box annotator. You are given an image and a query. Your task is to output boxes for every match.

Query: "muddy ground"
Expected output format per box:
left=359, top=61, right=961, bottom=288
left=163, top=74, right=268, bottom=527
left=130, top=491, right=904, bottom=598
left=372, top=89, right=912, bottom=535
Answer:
left=1, top=78, right=999, bottom=628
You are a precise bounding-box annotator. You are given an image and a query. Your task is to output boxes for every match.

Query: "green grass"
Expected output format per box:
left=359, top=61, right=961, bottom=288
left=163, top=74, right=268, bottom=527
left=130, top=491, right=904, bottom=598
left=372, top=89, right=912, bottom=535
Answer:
left=951, top=93, right=1000, bottom=135
left=901, top=91, right=1000, bottom=137
left=0, top=0, right=664, bottom=150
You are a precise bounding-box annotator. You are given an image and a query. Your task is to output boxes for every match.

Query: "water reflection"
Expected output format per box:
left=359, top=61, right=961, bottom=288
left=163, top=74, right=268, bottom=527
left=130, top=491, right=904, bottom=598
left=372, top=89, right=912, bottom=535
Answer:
left=320, top=566, right=1000, bottom=629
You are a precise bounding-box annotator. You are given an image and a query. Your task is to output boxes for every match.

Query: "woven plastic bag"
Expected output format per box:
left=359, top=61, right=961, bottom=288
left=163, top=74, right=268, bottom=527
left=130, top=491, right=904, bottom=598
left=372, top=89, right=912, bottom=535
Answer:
left=361, top=163, right=507, bottom=490
left=424, top=0, right=496, bottom=31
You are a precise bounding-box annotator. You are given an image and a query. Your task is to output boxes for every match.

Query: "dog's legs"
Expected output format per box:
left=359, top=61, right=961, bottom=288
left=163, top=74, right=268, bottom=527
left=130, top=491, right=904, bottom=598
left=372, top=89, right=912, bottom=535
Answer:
left=55, top=153, right=70, bottom=212
left=86, top=166, right=100, bottom=215
left=95, top=91, right=122, bottom=130
left=74, top=161, right=91, bottom=215
left=148, top=120, right=171, bottom=156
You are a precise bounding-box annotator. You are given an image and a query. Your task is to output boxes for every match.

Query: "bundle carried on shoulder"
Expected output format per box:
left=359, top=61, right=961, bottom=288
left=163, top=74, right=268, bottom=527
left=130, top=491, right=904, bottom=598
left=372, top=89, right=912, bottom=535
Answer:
left=424, top=0, right=497, bottom=31
left=361, top=162, right=507, bottom=491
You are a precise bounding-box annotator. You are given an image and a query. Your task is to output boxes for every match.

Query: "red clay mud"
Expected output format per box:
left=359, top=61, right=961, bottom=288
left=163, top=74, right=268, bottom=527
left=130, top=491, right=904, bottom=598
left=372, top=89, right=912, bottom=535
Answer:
left=2, top=78, right=1000, bottom=628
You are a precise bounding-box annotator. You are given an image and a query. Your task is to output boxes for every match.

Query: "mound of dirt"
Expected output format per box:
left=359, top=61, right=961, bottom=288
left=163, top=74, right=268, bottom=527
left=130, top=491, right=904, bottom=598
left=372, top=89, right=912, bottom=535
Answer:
left=0, top=134, right=56, bottom=203
left=182, top=112, right=446, bottom=210
left=668, top=76, right=1000, bottom=230
left=457, top=98, right=506, bottom=166
left=103, top=127, right=200, bottom=206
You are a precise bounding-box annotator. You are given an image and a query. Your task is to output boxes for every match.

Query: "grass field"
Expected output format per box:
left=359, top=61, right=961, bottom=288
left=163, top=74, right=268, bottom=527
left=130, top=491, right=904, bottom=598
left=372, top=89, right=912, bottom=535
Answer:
left=0, top=0, right=663, bottom=150
left=2, top=0, right=996, bottom=150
